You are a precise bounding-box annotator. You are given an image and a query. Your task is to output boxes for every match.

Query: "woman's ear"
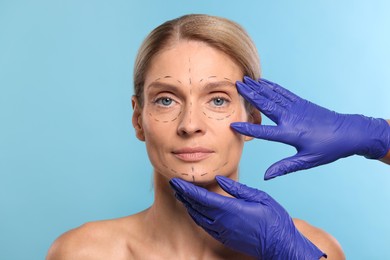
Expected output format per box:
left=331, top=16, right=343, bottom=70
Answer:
left=132, top=96, right=145, bottom=141
left=244, top=107, right=262, bottom=141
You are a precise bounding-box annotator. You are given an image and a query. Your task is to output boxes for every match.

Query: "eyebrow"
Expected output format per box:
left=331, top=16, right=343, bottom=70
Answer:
left=146, top=79, right=236, bottom=93
left=146, top=82, right=182, bottom=92
left=201, top=80, right=236, bottom=90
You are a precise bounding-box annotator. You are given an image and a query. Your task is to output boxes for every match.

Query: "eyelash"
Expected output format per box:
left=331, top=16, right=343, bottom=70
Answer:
left=152, top=94, right=231, bottom=108
left=153, top=95, right=178, bottom=107
left=208, top=95, right=231, bottom=108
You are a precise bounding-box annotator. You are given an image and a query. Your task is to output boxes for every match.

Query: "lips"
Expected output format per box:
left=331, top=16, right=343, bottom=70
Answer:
left=172, top=147, right=214, bottom=162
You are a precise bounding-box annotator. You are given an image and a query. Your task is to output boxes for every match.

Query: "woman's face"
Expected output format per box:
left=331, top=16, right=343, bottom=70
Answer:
left=133, top=40, right=251, bottom=185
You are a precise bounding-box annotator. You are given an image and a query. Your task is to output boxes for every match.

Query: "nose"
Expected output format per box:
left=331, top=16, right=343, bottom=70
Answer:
left=177, top=102, right=206, bottom=137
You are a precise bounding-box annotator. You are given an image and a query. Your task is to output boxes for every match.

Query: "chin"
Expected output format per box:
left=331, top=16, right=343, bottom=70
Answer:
left=171, top=171, right=215, bottom=184
left=181, top=171, right=236, bottom=190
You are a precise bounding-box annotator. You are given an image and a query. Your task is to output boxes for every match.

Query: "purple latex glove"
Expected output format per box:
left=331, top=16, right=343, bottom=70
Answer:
left=170, top=176, right=326, bottom=260
left=232, top=77, right=390, bottom=180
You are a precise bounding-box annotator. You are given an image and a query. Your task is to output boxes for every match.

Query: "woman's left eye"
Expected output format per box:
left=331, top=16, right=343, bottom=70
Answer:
left=210, top=97, right=229, bottom=107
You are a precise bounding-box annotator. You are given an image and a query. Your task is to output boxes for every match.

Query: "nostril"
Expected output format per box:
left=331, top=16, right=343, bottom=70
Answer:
left=177, top=108, right=206, bottom=136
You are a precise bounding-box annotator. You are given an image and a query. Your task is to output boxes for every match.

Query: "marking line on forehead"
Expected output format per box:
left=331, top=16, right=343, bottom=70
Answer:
left=188, top=58, right=192, bottom=85
left=152, top=76, right=182, bottom=85
left=146, top=81, right=182, bottom=92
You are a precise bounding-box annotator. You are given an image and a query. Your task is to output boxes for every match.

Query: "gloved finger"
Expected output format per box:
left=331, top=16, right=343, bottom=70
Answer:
left=230, top=122, right=291, bottom=144
left=242, top=76, right=291, bottom=107
left=187, top=208, right=221, bottom=241
left=174, top=190, right=220, bottom=228
left=264, top=154, right=317, bottom=180
left=170, top=178, right=230, bottom=210
left=174, top=190, right=195, bottom=210
left=176, top=189, right=221, bottom=220
left=260, top=78, right=299, bottom=102
left=185, top=204, right=221, bottom=234
left=175, top=191, right=223, bottom=237
left=173, top=186, right=210, bottom=213
left=236, top=81, right=285, bottom=123
left=215, top=175, right=269, bottom=203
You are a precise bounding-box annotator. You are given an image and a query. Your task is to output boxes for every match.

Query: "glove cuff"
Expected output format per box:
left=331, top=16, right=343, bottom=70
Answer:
left=363, top=118, right=390, bottom=159
left=267, top=222, right=327, bottom=260
left=289, top=231, right=327, bottom=260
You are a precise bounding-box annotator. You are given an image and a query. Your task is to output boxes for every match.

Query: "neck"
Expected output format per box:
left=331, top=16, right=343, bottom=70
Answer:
left=142, top=172, right=241, bottom=259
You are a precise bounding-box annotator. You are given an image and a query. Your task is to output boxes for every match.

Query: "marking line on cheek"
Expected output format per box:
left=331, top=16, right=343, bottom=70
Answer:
left=148, top=108, right=182, bottom=123
left=169, top=110, right=182, bottom=122
left=212, top=161, right=229, bottom=173
left=202, top=109, right=235, bottom=121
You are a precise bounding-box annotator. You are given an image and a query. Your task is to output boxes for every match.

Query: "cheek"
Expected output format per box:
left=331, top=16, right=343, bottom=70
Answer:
left=142, top=114, right=168, bottom=147
left=212, top=109, right=246, bottom=146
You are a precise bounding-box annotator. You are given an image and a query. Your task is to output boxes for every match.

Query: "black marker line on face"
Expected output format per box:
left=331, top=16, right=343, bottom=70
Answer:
left=188, top=58, right=192, bottom=85
left=168, top=160, right=228, bottom=181
left=148, top=76, right=184, bottom=123
left=202, top=109, right=235, bottom=121
left=189, top=102, right=192, bottom=124
left=212, top=161, right=229, bottom=173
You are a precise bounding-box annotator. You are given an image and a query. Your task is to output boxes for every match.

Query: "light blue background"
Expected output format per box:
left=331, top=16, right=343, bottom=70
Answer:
left=1, top=1, right=389, bottom=259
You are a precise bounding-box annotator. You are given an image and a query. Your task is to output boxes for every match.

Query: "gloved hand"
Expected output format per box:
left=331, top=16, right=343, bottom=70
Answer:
left=232, top=77, right=390, bottom=180
left=170, top=176, right=326, bottom=260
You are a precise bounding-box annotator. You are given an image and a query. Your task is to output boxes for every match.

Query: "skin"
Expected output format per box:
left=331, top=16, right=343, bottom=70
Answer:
left=46, top=40, right=345, bottom=259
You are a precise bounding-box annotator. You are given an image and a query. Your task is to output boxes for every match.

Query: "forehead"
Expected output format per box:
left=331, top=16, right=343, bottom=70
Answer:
left=144, top=40, right=243, bottom=86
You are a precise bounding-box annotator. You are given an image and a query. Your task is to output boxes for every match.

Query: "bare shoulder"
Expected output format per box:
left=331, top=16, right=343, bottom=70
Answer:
left=46, top=214, right=143, bottom=260
left=293, top=218, right=345, bottom=260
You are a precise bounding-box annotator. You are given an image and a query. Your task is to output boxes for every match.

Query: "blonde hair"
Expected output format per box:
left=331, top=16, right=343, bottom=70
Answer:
left=133, top=14, right=261, bottom=107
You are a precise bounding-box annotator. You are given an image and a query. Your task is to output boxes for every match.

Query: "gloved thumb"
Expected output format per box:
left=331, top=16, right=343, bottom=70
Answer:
left=264, top=154, right=314, bottom=180
left=230, top=122, right=286, bottom=143
left=216, top=176, right=268, bottom=202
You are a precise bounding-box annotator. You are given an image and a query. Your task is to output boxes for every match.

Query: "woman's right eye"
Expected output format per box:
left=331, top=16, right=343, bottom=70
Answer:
left=155, top=97, right=175, bottom=107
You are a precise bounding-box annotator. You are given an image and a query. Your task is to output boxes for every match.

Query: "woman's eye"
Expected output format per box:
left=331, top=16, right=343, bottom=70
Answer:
left=211, top=97, right=229, bottom=107
left=155, top=97, right=175, bottom=107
